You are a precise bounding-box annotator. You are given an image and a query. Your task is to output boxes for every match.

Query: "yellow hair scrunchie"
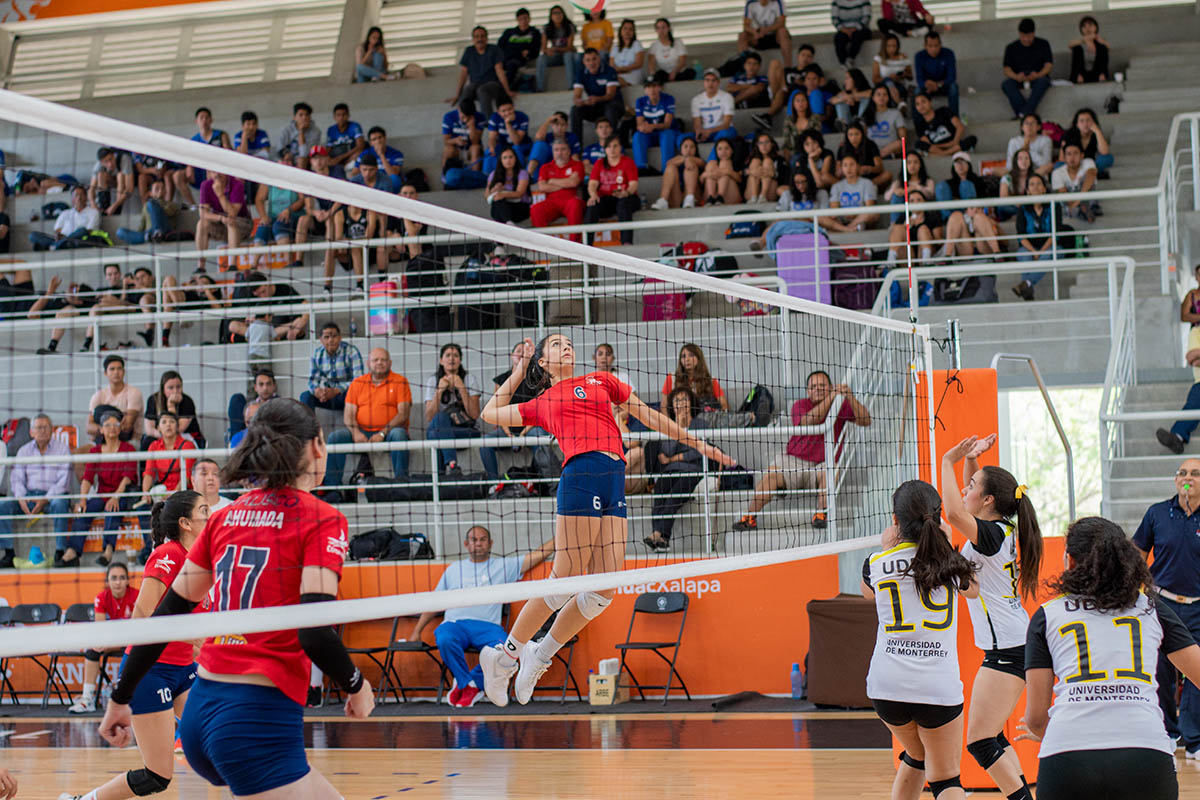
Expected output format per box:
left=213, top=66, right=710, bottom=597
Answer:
left=1014, top=484, right=1029, bottom=501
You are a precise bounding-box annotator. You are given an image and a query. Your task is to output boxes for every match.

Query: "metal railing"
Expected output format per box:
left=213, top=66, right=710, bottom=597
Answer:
left=1098, top=257, right=1139, bottom=520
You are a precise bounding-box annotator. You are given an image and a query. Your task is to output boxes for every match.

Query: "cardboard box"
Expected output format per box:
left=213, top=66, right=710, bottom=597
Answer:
left=589, top=673, right=629, bottom=706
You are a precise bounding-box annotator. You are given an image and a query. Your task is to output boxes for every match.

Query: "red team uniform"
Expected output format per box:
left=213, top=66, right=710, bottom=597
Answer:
left=94, top=585, right=138, bottom=620
left=529, top=159, right=586, bottom=239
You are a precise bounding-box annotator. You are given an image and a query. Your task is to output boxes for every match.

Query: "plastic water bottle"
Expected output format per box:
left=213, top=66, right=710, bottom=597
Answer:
left=790, top=662, right=804, bottom=699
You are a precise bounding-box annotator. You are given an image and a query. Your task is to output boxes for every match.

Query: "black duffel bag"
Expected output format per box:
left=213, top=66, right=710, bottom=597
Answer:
left=348, top=528, right=434, bottom=560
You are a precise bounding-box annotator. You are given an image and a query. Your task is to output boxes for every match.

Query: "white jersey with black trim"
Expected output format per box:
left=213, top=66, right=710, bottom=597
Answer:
left=1028, top=592, right=1191, bottom=758
left=962, top=518, right=1029, bottom=651
left=864, top=543, right=964, bottom=706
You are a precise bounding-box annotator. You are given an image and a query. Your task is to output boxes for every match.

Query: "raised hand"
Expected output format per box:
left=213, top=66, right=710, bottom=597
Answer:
left=943, top=435, right=978, bottom=464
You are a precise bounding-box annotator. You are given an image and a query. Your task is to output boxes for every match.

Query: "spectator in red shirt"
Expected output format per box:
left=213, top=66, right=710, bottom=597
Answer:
left=661, top=342, right=728, bottom=412
left=68, top=411, right=138, bottom=568
left=584, top=137, right=639, bottom=244
left=530, top=138, right=585, bottom=241
left=69, top=561, right=139, bottom=713
left=732, top=369, right=870, bottom=531
left=137, top=411, right=197, bottom=562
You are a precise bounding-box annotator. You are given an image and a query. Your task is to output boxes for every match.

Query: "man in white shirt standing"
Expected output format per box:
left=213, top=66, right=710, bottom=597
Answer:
left=409, top=526, right=554, bottom=708
left=738, top=0, right=792, bottom=68
left=691, top=69, right=737, bottom=144
left=191, top=457, right=233, bottom=513
left=29, top=185, right=100, bottom=251
left=0, top=415, right=72, bottom=567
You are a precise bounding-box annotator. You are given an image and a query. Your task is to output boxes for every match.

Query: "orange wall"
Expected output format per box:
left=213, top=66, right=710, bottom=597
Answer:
left=5, top=1, right=209, bottom=21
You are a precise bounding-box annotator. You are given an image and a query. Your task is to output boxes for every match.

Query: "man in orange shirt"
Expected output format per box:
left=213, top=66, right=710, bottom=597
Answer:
left=323, top=347, right=412, bottom=495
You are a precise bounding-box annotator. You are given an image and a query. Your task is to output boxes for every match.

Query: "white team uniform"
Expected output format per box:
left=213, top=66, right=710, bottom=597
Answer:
left=962, top=518, right=1029, bottom=651
left=864, top=542, right=964, bottom=706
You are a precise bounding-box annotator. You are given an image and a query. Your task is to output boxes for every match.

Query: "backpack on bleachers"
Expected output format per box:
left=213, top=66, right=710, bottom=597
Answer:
left=737, top=385, right=776, bottom=427
left=0, top=417, right=31, bottom=496
left=403, top=254, right=453, bottom=333
left=455, top=255, right=513, bottom=330
left=931, top=275, right=998, bottom=305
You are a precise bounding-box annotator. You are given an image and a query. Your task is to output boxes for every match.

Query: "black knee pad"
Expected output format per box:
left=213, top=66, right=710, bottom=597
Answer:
left=83, top=649, right=101, bottom=661
left=995, top=731, right=1011, bottom=750
left=126, top=768, right=170, bottom=796
left=898, top=750, right=925, bottom=771
left=966, top=736, right=1006, bottom=769
left=928, top=775, right=962, bottom=798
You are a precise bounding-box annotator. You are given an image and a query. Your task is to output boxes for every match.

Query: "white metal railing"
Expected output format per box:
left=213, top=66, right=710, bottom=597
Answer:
left=1098, top=257, right=1138, bottom=519
left=1157, top=112, right=1200, bottom=298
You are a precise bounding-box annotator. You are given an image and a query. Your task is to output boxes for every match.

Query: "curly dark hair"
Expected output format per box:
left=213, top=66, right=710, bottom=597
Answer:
left=1048, top=517, right=1155, bottom=613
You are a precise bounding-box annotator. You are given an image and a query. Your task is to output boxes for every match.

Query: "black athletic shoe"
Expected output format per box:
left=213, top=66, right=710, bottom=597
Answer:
left=1158, top=428, right=1186, bottom=455
left=136, top=329, right=154, bottom=348
left=307, top=686, right=324, bottom=707
left=0, top=550, right=14, bottom=569
left=751, top=112, right=773, bottom=130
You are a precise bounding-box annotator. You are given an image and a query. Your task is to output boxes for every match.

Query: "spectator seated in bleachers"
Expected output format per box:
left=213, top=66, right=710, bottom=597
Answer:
left=229, top=367, right=277, bottom=445
left=831, top=0, right=871, bottom=68
left=738, top=0, right=792, bottom=68
left=133, top=152, right=178, bottom=205
left=442, top=99, right=487, bottom=190
left=535, top=5, right=577, bottom=93
left=1065, top=107, right=1113, bottom=177
left=88, top=354, right=142, bottom=444
left=1006, top=113, right=1054, bottom=177
left=728, top=51, right=770, bottom=110
left=651, top=134, right=704, bottom=210
left=662, top=342, right=728, bottom=413
left=646, top=17, right=694, bottom=85
left=446, top=26, right=515, bottom=119
left=581, top=118, right=612, bottom=172
left=571, top=48, right=623, bottom=144
left=174, top=106, right=231, bottom=206
left=612, top=19, right=646, bottom=88
left=937, top=151, right=1003, bottom=260
left=884, top=151, right=935, bottom=217
left=137, top=410, right=196, bottom=558
left=0, top=414, right=71, bottom=568
left=763, top=42, right=839, bottom=123
left=326, top=102, right=366, bottom=179
left=861, top=84, right=907, bottom=160
left=744, top=132, right=785, bottom=204
left=912, top=92, right=973, bottom=156
left=585, top=137, right=640, bottom=244
left=526, top=112, right=580, bottom=183
left=884, top=188, right=939, bottom=268
left=827, top=67, right=871, bottom=128
left=532, top=139, right=588, bottom=239
left=68, top=561, right=137, bottom=712
left=590, top=343, right=646, bottom=491
left=778, top=90, right=822, bottom=158
left=30, top=275, right=98, bottom=355
left=356, top=126, right=404, bottom=188
left=999, top=146, right=1035, bottom=220
left=330, top=202, right=383, bottom=281
left=322, top=347, right=412, bottom=495
left=499, top=7, right=542, bottom=89
left=355, top=26, right=390, bottom=83
left=642, top=387, right=711, bottom=552
left=301, top=321, right=364, bottom=415
left=914, top=30, right=958, bottom=117
left=879, top=0, right=933, bottom=38
left=871, top=33, right=913, bottom=109
left=1001, top=17, right=1053, bottom=119
left=1069, top=15, right=1109, bottom=85
left=691, top=68, right=737, bottom=145
left=115, top=178, right=183, bottom=246
left=233, top=110, right=271, bottom=161
left=424, top=343, right=500, bottom=480
left=192, top=457, right=233, bottom=513
left=576, top=8, right=614, bottom=71
left=143, top=369, right=205, bottom=451
left=486, top=147, right=532, bottom=225
left=253, top=149, right=307, bottom=268
left=1010, top=173, right=1064, bottom=301
left=277, top=101, right=321, bottom=170
left=89, top=146, right=134, bottom=216
left=793, top=129, right=836, bottom=190
left=701, top=137, right=744, bottom=206
left=0, top=266, right=32, bottom=316
left=71, top=410, right=137, bottom=569
left=408, top=526, right=554, bottom=708
left=750, top=168, right=828, bottom=257
left=195, top=171, right=251, bottom=272
left=1157, top=282, right=1200, bottom=455
left=826, top=152, right=880, bottom=232
left=732, top=370, right=871, bottom=532
left=484, top=98, right=532, bottom=177
left=836, top=121, right=891, bottom=190
left=1052, top=139, right=1101, bottom=222
left=226, top=270, right=309, bottom=344
left=631, top=77, right=676, bottom=175
left=29, top=185, right=99, bottom=252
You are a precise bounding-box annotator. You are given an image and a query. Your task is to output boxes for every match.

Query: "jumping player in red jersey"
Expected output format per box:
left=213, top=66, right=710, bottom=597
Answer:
left=98, top=399, right=374, bottom=800
left=61, top=491, right=209, bottom=800
left=478, top=333, right=735, bottom=705
left=70, top=561, right=139, bottom=714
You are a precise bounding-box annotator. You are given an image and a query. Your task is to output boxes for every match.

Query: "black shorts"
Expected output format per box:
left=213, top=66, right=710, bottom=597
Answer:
left=1037, top=748, right=1177, bottom=800
left=981, top=645, right=1025, bottom=678
left=752, top=33, right=780, bottom=51
left=872, top=698, right=962, bottom=729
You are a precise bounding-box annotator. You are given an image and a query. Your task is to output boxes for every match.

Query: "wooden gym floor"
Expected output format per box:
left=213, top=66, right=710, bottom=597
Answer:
left=8, top=712, right=1200, bottom=799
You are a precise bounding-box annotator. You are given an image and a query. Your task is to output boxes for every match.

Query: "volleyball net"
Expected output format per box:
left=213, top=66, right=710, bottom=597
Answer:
left=0, top=91, right=935, bottom=661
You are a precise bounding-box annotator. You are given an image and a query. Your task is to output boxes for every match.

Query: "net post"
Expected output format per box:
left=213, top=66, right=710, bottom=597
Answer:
left=701, top=455, right=713, bottom=553
left=922, top=330, right=938, bottom=483
left=780, top=308, right=793, bottom=391
left=823, top=401, right=839, bottom=539
left=430, top=446, right=443, bottom=557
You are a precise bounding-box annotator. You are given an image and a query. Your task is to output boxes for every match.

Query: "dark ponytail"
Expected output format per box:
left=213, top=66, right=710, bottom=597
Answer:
left=893, top=480, right=976, bottom=599
left=150, top=489, right=202, bottom=547
left=222, top=398, right=322, bottom=489
left=524, top=333, right=554, bottom=397
left=1049, top=517, right=1153, bottom=613
left=980, top=465, right=1043, bottom=600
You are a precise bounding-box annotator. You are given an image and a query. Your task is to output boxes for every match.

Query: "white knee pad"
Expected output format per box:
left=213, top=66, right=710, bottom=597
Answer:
left=542, top=593, right=573, bottom=612
left=575, top=591, right=611, bottom=621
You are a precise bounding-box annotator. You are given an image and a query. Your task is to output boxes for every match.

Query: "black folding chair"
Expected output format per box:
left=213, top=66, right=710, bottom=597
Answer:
left=530, top=612, right=583, bottom=703
left=3, top=603, right=68, bottom=707
left=615, top=592, right=691, bottom=704
left=323, top=620, right=398, bottom=705
left=376, top=616, right=449, bottom=704
left=46, top=603, right=95, bottom=707
left=0, top=606, right=13, bottom=704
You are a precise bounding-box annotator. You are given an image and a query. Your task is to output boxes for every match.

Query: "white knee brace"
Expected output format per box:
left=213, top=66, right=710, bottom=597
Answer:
left=542, top=593, right=574, bottom=612
left=575, top=591, right=611, bottom=620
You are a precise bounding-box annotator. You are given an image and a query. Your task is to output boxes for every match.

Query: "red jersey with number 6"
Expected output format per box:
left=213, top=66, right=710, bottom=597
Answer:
left=187, top=487, right=348, bottom=705
left=131, top=540, right=196, bottom=666
left=518, top=371, right=631, bottom=465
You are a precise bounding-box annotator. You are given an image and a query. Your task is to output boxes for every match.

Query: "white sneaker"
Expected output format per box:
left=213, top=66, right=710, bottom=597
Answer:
left=1187, top=748, right=1200, bottom=760
left=514, top=649, right=552, bottom=705
left=682, top=194, right=695, bottom=209
left=58, top=794, right=81, bottom=800
left=651, top=197, right=669, bottom=211
left=68, top=695, right=95, bottom=714
left=479, top=645, right=516, bottom=707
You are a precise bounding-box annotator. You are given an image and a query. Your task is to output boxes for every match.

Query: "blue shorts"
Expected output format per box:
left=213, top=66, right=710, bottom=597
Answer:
left=179, top=677, right=309, bottom=796
left=557, top=451, right=627, bottom=518
left=119, top=657, right=195, bottom=715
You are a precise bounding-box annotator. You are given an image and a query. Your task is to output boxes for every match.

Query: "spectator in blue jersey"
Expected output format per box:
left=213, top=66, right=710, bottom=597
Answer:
left=526, top=111, right=580, bottom=182
left=831, top=0, right=871, bottom=68
left=691, top=69, right=736, bottom=144
left=408, top=526, right=555, bottom=708
left=581, top=118, right=612, bottom=171
left=737, top=0, right=792, bottom=68
left=300, top=321, right=364, bottom=414
left=1001, top=17, right=1053, bottom=119
left=483, top=97, right=531, bottom=177
left=499, top=8, right=542, bottom=88
left=442, top=100, right=487, bottom=189
left=233, top=111, right=271, bottom=159
left=446, top=26, right=515, bottom=118
left=326, top=102, right=366, bottom=179
left=356, top=126, right=404, bottom=190
left=728, top=51, right=769, bottom=109
left=632, top=77, right=677, bottom=175
left=174, top=106, right=230, bottom=205
left=914, top=30, right=958, bottom=117
left=570, top=48, right=623, bottom=143
left=277, top=102, right=321, bottom=170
